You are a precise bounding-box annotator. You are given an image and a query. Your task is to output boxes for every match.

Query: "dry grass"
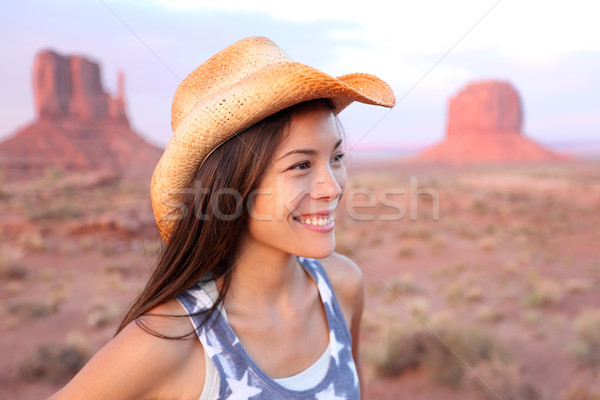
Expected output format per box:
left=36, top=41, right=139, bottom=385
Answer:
left=385, top=273, right=420, bottom=297
left=396, top=243, right=416, bottom=258
left=523, top=279, right=564, bottom=308
left=370, top=320, right=512, bottom=388
left=565, top=278, right=591, bottom=294
left=6, top=299, right=60, bottom=319
left=86, top=301, right=122, bottom=328
left=465, top=284, right=484, bottom=303
left=28, top=201, right=82, bottom=221
left=467, top=354, right=539, bottom=400
left=477, top=306, right=505, bottom=323
left=571, top=309, right=600, bottom=367
left=0, top=257, right=28, bottom=281
left=40, top=267, right=56, bottom=282
left=17, top=333, right=90, bottom=383
left=18, top=232, right=47, bottom=252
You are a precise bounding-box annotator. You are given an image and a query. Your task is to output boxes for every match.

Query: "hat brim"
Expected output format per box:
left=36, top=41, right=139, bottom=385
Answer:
left=151, top=61, right=395, bottom=242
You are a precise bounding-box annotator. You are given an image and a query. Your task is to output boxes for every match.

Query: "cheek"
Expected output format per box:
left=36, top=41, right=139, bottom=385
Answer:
left=335, top=166, right=348, bottom=193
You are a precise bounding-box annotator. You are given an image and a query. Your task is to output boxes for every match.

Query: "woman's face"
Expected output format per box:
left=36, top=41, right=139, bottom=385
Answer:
left=246, top=103, right=347, bottom=259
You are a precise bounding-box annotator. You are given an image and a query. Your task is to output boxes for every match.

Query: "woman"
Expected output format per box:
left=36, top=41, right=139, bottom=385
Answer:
left=50, top=36, right=395, bottom=399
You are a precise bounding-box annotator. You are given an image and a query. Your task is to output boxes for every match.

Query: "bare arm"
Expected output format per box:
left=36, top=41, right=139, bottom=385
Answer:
left=48, top=299, right=205, bottom=400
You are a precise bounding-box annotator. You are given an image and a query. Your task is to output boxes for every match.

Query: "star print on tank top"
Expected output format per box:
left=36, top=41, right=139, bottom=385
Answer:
left=176, top=256, right=360, bottom=399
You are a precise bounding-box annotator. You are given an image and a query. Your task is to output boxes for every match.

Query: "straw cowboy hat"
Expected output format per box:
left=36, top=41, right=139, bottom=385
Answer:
left=151, top=36, right=396, bottom=243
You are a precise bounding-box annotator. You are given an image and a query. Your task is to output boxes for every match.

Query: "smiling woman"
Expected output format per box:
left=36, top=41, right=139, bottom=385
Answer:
left=48, top=36, right=395, bottom=400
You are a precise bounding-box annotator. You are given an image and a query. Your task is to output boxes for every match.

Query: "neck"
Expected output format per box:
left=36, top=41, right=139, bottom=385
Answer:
left=221, top=236, right=306, bottom=314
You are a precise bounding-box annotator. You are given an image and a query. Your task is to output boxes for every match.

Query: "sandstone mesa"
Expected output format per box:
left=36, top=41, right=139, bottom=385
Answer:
left=0, top=50, right=162, bottom=180
left=417, top=80, right=566, bottom=163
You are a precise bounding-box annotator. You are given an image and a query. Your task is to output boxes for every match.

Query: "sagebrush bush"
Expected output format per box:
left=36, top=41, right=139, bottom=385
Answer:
left=0, top=257, right=28, bottom=280
left=523, top=279, right=563, bottom=307
left=18, top=338, right=90, bottom=382
left=571, top=309, right=600, bottom=367
left=467, top=354, right=539, bottom=400
left=371, top=321, right=513, bottom=388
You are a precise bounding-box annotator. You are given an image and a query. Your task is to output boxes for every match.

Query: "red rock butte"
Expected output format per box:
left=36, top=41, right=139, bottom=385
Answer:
left=0, top=50, right=162, bottom=180
left=417, top=80, right=566, bottom=164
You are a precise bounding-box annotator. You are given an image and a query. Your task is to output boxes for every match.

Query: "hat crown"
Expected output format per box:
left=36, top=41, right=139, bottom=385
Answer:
left=171, top=37, right=290, bottom=132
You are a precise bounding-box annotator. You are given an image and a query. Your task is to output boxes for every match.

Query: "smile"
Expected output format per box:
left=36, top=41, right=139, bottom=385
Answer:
left=294, top=213, right=335, bottom=232
left=298, top=214, right=334, bottom=225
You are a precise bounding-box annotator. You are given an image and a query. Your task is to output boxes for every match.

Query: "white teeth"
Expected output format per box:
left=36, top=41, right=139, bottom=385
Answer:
left=297, top=214, right=334, bottom=226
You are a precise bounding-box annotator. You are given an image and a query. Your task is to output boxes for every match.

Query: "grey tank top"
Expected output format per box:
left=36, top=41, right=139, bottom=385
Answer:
left=175, top=256, right=360, bottom=399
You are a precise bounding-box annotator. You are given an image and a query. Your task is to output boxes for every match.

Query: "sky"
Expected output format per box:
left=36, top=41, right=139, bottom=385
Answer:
left=1, top=0, right=599, bottom=153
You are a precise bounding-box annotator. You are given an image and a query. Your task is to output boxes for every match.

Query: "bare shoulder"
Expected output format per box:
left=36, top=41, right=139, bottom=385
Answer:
left=318, top=252, right=364, bottom=315
left=49, top=299, right=205, bottom=400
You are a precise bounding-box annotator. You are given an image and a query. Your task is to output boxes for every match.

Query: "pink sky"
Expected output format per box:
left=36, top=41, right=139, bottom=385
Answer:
left=1, top=1, right=598, bottom=153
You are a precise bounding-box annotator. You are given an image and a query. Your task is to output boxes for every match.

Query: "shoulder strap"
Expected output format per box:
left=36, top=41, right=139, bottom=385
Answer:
left=297, top=256, right=353, bottom=343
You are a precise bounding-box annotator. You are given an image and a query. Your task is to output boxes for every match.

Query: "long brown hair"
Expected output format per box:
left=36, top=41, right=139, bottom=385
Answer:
left=115, top=99, right=337, bottom=339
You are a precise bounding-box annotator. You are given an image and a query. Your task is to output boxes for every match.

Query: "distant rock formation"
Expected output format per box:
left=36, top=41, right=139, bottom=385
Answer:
left=0, top=50, right=162, bottom=180
left=417, top=80, right=566, bottom=163
left=34, top=50, right=128, bottom=123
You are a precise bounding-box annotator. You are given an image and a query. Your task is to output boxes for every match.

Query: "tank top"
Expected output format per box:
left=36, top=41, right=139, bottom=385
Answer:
left=175, top=255, right=360, bottom=399
left=196, top=277, right=332, bottom=398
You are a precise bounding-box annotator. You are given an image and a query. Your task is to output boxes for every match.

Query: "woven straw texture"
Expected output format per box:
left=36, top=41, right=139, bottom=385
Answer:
left=151, top=36, right=396, bottom=242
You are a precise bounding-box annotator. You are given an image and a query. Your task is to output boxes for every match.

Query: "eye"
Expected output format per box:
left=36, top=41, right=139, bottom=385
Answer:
left=332, top=152, right=345, bottom=162
left=290, top=161, right=311, bottom=170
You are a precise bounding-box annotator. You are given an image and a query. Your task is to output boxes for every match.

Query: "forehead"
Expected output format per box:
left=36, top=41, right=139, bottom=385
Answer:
left=277, top=105, right=340, bottom=151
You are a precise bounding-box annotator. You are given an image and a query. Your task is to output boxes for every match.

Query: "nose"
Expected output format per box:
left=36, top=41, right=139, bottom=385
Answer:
left=311, top=165, right=344, bottom=200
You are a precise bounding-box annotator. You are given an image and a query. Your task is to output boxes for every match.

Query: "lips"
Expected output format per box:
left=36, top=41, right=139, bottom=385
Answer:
left=295, top=213, right=334, bottom=226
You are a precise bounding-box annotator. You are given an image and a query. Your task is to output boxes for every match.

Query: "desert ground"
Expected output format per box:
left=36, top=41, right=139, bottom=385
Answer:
left=1, top=158, right=599, bottom=399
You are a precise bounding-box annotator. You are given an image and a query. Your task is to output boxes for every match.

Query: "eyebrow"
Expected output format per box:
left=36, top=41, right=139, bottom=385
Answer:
left=277, top=138, right=343, bottom=161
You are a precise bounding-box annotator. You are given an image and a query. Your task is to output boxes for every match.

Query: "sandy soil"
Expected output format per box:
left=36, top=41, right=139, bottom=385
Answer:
left=1, top=160, right=599, bottom=399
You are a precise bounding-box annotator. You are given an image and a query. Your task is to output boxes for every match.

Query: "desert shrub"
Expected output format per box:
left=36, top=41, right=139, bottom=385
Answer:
left=7, top=299, right=60, bottom=318
left=0, top=258, right=28, bottom=280
left=571, top=309, right=600, bottom=367
left=476, top=306, right=505, bottom=323
left=371, top=321, right=512, bottom=388
left=29, top=201, right=82, bottom=220
left=369, top=236, right=383, bottom=247
left=104, top=262, right=132, bottom=277
left=396, top=244, right=415, bottom=258
left=18, top=334, right=90, bottom=382
left=444, top=281, right=465, bottom=303
left=467, top=354, right=539, bottom=400
left=523, top=279, right=564, bottom=307
left=18, top=231, right=47, bottom=252
left=430, top=233, right=448, bottom=251
left=425, top=324, right=511, bottom=387
left=521, top=309, right=542, bottom=326
left=334, top=240, right=354, bottom=257
left=406, top=297, right=429, bottom=321
left=565, top=278, right=591, bottom=294
left=40, top=267, right=56, bottom=282
left=465, top=284, right=484, bottom=303
left=45, top=165, right=64, bottom=182
left=471, top=199, right=490, bottom=214
left=385, top=273, right=419, bottom=297
left=372, top=325, right=432, bottom=377
left=86, top=301, right=122, bottom=328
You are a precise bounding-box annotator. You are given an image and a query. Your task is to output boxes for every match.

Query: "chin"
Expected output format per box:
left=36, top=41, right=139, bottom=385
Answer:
left=295, top=237, right=336, bottom=259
